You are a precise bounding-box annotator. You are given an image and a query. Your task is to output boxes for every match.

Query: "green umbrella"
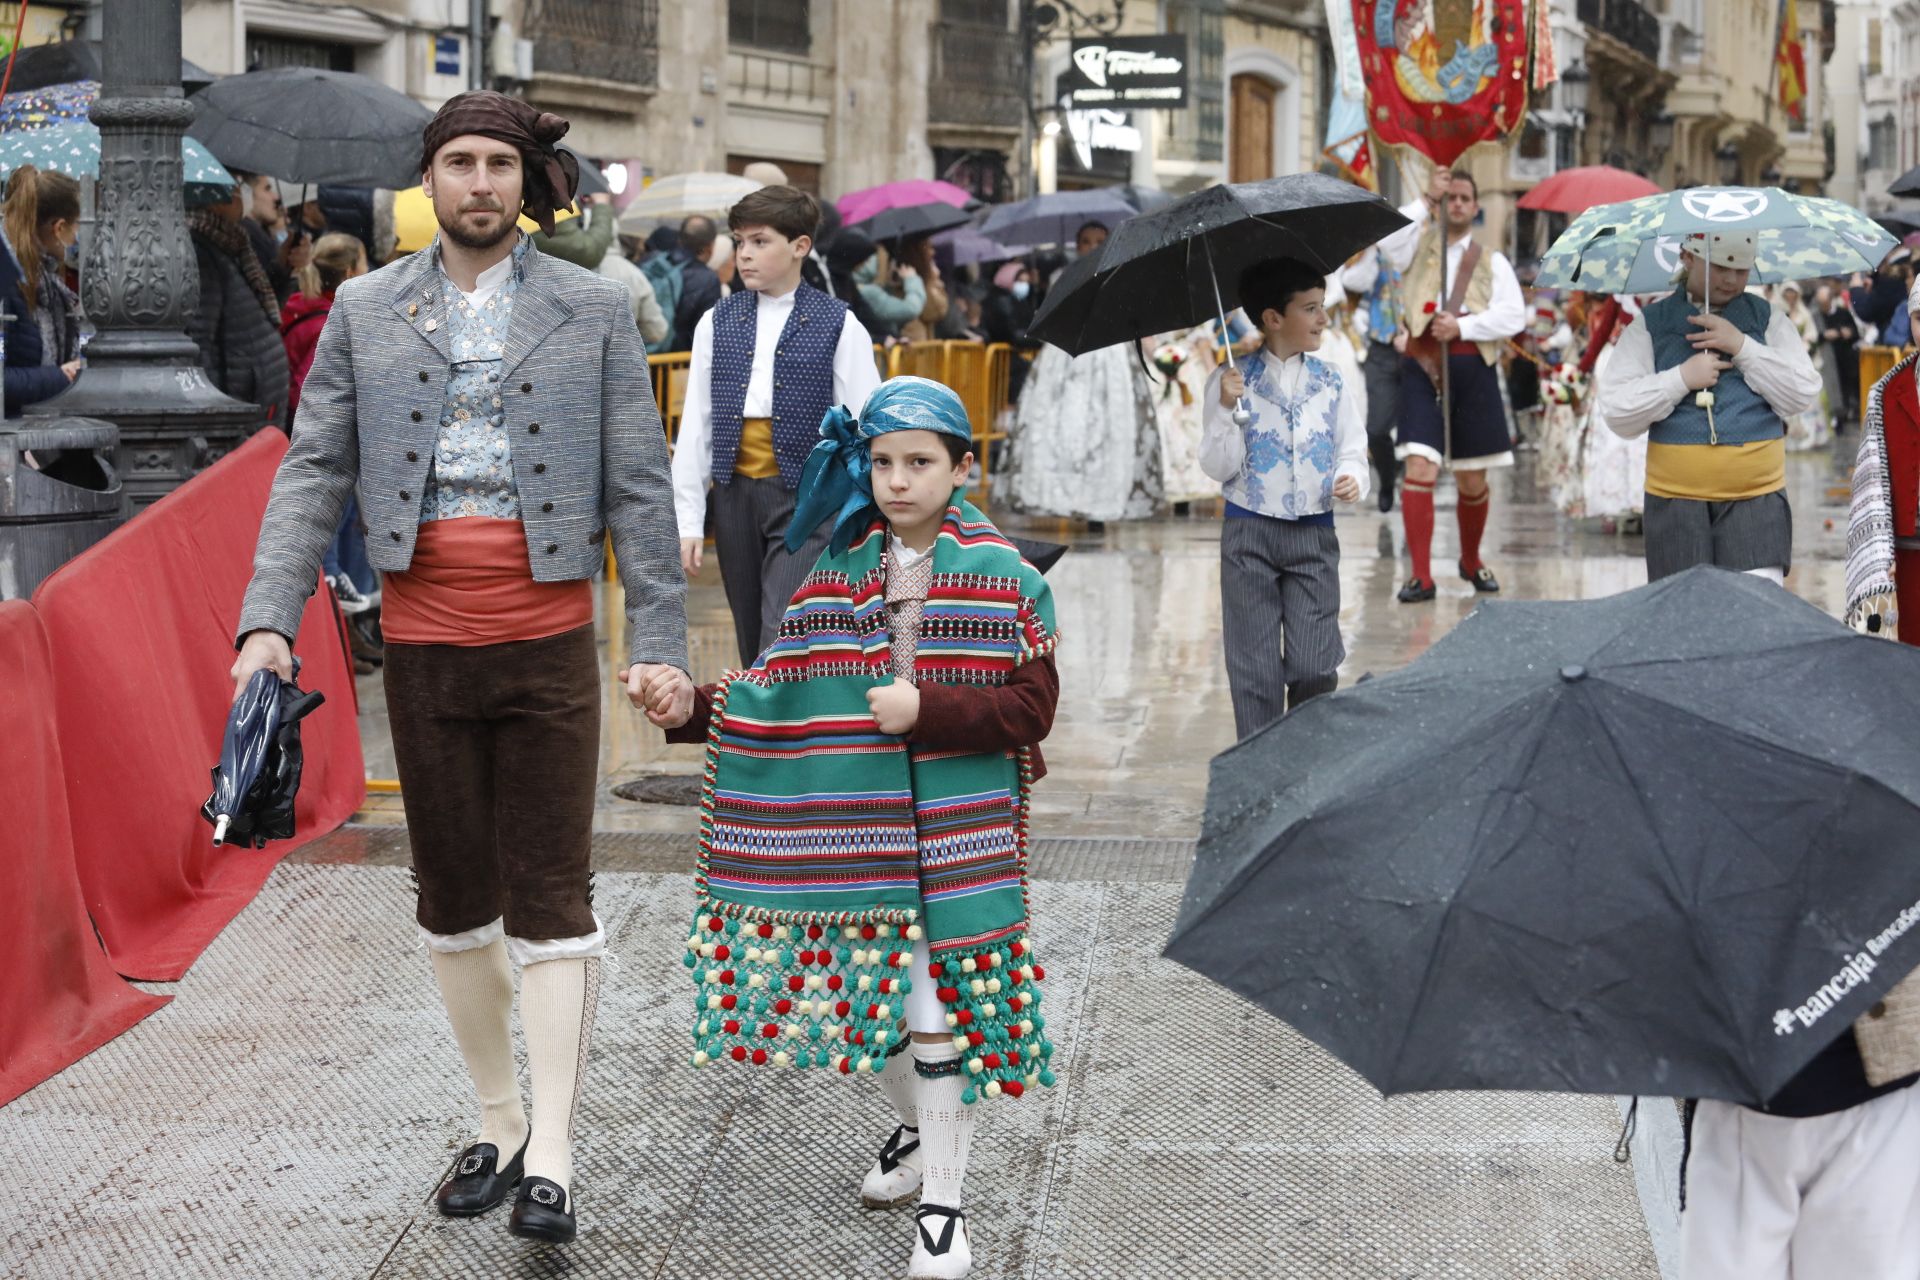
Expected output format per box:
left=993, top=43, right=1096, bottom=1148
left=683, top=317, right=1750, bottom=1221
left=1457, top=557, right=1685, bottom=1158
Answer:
left=0, top=119, right=235, bottom=201
left=1537, top=187, right=1900, bottom=296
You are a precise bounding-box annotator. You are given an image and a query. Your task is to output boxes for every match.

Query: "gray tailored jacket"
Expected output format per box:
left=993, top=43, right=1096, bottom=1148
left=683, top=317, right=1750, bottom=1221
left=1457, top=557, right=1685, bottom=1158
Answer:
left=236, top=239, right=688, bottom=670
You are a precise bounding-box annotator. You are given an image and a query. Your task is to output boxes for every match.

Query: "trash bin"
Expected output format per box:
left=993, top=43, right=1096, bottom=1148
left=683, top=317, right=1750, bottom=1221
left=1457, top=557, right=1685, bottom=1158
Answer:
left=0, top=416, right=124, bottom=600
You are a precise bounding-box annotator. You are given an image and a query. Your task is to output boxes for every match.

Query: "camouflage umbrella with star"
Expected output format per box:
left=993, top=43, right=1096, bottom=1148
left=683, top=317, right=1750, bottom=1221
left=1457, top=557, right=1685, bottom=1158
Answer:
left=1536, top=187, right=1900, bottom=296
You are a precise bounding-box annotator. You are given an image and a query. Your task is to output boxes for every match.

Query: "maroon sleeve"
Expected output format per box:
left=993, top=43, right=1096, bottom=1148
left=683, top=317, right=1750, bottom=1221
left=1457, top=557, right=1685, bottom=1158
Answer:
left=663, top=683, right=721, bottom=745
left=913, top=656, right=1059, bottom=762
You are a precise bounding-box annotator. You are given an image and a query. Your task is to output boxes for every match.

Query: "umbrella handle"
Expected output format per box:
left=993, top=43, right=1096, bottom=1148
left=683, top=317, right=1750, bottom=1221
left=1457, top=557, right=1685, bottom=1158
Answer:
left=1203, top=236, right=1254, bottom=427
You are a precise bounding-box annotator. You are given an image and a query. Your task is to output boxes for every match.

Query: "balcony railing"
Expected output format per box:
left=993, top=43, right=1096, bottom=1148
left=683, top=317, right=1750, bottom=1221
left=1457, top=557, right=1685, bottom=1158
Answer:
left=1578, top=0, right=1662, bottom=65
left=727, top=50, right=832, bottom=109
left=928, top=20, right=1023, bottom=130
left=527, top=0, right=659, bottom=89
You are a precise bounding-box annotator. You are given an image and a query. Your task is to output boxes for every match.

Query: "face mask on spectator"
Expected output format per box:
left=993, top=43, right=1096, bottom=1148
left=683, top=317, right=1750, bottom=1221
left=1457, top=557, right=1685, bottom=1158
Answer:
left=1011, top=281, right=1030, bottom=301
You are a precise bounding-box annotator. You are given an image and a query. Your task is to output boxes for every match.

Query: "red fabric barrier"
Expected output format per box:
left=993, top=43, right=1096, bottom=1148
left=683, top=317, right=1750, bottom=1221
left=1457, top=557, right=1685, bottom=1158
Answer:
left=0, top=602, right=168, bottom=1106
left=33, top=430, right=366, bottom=981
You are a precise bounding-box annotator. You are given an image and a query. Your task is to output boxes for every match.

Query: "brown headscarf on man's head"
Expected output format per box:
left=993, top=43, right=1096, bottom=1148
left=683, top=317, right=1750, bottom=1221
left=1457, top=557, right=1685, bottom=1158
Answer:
left=419, top=90, right=580, bottom=235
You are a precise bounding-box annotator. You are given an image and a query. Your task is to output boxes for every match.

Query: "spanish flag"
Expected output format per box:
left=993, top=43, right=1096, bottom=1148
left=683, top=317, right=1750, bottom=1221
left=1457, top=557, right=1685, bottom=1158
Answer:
left=1776, top=0, right=1808, bottom=123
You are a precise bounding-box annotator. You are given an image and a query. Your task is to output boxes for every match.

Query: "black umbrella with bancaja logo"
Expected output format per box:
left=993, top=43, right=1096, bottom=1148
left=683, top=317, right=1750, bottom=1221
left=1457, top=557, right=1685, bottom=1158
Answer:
left=1165, top=567, right=1920, bottom=1105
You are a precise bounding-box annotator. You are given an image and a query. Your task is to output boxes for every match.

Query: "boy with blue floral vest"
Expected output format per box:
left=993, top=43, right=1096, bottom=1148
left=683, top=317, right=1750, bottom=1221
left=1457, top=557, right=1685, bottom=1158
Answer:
left=1199, top=258, right=1370, bottom=738
left=671, top=185, right=882, bottom=664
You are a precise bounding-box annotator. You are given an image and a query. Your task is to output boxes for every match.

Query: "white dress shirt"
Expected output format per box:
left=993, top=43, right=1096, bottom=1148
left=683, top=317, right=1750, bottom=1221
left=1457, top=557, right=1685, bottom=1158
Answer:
left=1379, top=201, right=1525, bottom=343
left=1337, top=252, right=1381, bottom=344
left=1597, top=302, right=1823, bottom=438
left=671, top=284, right=882, bottom=540
left=453, top=250, right=515, bottom=310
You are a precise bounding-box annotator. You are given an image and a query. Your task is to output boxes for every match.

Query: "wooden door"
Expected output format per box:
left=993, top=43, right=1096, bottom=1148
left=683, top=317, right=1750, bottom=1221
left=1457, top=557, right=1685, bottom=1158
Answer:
left=1231, top=74, right=1275, bottom=182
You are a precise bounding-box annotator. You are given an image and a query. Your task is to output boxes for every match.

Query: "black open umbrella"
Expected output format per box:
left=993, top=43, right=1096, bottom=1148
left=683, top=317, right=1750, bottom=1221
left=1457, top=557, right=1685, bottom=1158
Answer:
left=1028, top=173, right=1408, bottom=357
left=202, top=661, right=326, bottom=849
left=850, top=200, right=973, bottom=245
left=1892, top=165, right=1920, bottom=199
left=188, top=67, right=434, bottom=189
left=557, top=142, right=609, bottom=198
left=1166, top=568, right=1920, bottom=1106
left=1008, top=536, right=1068, bottom=575
left=2, top=41, right=215, bottom=94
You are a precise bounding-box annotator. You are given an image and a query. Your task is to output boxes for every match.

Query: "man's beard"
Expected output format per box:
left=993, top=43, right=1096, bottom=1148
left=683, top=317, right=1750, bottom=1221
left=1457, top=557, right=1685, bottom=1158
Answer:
left=437, top=201, right=515, bottom=250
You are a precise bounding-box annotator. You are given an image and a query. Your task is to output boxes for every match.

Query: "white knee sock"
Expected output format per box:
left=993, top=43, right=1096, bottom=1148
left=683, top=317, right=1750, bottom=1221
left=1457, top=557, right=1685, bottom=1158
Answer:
left=428, top=938, right=528, bottom=1155
left=519, top=955, right=601, bottom=1196
left=877, top=1046, right=920, bottom=1131
left=911, top=1039, right=975, bottom=1209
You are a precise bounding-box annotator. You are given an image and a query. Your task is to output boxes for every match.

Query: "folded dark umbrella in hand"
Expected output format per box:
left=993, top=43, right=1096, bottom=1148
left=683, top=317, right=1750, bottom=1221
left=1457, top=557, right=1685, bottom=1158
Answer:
left=203, top=662, right=327, bottom=849
left=1166, top=568, right=1920, bottom=1106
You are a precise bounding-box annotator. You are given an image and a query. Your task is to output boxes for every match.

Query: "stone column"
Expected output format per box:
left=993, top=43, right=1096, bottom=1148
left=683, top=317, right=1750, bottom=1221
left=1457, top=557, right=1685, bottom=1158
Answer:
left=26, top=0, right=259, bottom=509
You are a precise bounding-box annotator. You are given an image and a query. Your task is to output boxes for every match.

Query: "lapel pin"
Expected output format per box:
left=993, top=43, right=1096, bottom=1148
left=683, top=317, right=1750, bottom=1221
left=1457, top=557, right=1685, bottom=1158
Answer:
left=407, top=303, right=418, bottom=316
left=425, top=318, right=438, bottom=332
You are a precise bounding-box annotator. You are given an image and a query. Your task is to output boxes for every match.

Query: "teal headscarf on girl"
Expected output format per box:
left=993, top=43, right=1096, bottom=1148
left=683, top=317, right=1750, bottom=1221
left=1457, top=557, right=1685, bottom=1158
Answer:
left=784, top=375, right=975, bottom=556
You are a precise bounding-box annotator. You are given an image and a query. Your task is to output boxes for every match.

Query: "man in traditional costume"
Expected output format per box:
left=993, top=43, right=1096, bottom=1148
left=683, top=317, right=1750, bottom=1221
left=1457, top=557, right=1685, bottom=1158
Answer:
left=655, top=377, right=1060, bottom=1280
left=1848, top=274, right=1920, bottom=640
left=1597, top=232, right=1821, bottom=584
left=1380, top=169, right=1526, bottom=602
left=231, top=91, right=691, bottom=1244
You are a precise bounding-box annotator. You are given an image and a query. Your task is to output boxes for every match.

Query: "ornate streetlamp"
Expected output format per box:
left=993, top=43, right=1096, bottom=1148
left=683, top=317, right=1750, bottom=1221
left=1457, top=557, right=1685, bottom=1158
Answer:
left=26, top=0, right=258, bottom=508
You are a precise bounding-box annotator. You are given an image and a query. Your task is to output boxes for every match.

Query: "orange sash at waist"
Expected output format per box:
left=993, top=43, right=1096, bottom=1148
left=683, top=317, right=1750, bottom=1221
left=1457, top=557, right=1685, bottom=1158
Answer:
left=381, top=517, right=594, bottom=647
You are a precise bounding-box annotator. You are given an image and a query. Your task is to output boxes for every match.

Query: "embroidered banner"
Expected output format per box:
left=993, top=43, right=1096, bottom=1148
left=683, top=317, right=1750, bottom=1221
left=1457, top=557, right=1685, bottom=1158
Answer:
left=1353, top=0, right=1530, bottom=169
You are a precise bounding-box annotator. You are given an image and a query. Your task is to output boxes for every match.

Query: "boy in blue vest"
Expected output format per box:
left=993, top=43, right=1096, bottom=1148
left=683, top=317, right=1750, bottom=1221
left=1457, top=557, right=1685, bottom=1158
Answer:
left=671, top=186, right=883, bottom=664
left=1597, top=232, right=1822, bottom=583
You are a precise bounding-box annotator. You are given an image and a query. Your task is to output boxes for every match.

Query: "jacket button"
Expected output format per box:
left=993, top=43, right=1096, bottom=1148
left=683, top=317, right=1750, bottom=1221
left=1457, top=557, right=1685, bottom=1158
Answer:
left=411, top=410, right=422, bottom=422
left=418, top=370, right=430, bottom=382
left=533, top=463, right=546, bottom=474
left=521, top=382, right=533, bottom=393
left=406, top=450, right=418, bottom=462
left=390, top=530, right=402, bottom=541
left=1870, top=1001, right=1889, bottom=1019
left=528, top=423, right=540, bottom=434
left=775, top=381, right=783, bottom=389
left=545, top=543, right=558, bottom=554
left=399, top=490, right=410, bottom=501
left=542, top=501, right=554, bottom=512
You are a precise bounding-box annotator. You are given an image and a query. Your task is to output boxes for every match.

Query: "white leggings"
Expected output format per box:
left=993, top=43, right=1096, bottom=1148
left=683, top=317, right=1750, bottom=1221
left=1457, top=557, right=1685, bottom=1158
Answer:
left=906, top=936, right=947, bottom=1036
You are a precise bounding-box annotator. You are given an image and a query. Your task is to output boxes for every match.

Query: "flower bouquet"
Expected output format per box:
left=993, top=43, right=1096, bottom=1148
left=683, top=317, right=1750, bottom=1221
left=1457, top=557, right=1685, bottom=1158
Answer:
left=1152, top=345, right=1191, bottom=405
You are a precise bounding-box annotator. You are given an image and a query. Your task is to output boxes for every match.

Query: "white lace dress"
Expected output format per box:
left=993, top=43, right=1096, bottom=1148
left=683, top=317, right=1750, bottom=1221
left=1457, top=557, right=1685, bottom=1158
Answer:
left=1004, top=341, right=1165, bottom=521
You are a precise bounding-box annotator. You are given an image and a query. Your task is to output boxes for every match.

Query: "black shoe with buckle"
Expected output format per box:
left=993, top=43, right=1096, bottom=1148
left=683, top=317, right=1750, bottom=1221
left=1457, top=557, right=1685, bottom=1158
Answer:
left=1396, top=577, right=1436, bottom=603
left=508, top=1176, right=576, bottom=1244
left=435, top=1135, right=527, bottom=1217
left=1460, top=563, right=1501, bottom=593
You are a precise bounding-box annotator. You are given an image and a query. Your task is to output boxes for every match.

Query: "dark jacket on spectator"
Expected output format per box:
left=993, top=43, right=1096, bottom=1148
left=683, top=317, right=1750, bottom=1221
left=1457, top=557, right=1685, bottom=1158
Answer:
left=669, top=250, right=723, bottom=353
left=1850, top=262, right=1913, bottom=332
left=188, top=219, right=290, bottom=430
left=0, top=236, right=70, bottom=414
left=243, top=216, right=295, bottom=303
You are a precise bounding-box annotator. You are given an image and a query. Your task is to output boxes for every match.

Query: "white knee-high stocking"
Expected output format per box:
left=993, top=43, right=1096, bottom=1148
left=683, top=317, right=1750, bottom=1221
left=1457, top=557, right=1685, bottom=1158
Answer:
left=519, top=955, right=601, bottom=1196
left=878, top=1045, right=920, bottom=1130
left=428, top=938, right=529, bottom=1155
left=911, top=1038, right=975, bottom=1209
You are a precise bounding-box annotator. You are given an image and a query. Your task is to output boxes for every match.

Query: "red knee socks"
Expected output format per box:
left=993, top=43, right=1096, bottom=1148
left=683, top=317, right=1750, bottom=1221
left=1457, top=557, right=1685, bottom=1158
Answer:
left=1457, top=488, right=1490, bottom=576
left=1401, top=477, right=1435, bottom=585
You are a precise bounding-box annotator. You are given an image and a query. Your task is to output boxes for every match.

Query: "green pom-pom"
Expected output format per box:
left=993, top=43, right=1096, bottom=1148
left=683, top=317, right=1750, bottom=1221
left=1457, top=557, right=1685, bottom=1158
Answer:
left=724, top=919, right=740, bottom=936
left=682, top=952, right=698, bottom=968
left=898, top=977, right=913, bottom=993
left=1032, top=1013, right=1046, bottom=1031
left=837, top=947, right=854, bottom=966
left=944, top=959, right=962, bottom=976
left=1040, top=1039, right=1055, bottom=1059
left=1040, top=1069, right=1057, bottom=1088
left=808, top=1024, right=823, bottom=1041
left=961, top=1086, right=978, bottom=1105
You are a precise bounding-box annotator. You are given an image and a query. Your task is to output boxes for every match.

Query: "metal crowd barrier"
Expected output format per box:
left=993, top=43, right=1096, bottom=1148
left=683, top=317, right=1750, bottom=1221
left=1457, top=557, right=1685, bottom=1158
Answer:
left=1861, top=345, right=1917, bottom=415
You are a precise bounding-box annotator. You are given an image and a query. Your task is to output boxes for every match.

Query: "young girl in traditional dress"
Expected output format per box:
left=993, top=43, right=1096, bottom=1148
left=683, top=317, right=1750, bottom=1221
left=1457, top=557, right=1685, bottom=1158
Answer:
left=651, top=376, right=1061, bottom=1279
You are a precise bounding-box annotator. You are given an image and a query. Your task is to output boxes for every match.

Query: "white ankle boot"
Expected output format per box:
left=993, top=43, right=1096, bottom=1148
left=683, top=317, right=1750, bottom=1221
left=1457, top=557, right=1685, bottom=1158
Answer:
left=860, top=1124, right=924, bottom=1209
left=908, top=1204, right=971, bottom=1279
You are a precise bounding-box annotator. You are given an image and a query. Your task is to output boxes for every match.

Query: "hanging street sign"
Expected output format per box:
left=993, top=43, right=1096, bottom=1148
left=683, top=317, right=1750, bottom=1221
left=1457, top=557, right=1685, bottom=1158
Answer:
left=1064, top=35, right=1189, bottom=109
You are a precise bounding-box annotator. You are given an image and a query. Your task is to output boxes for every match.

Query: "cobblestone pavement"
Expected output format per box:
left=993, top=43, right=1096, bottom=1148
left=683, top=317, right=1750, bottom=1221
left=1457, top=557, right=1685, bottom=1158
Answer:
left=12, top=450, right=1861, bottom=1278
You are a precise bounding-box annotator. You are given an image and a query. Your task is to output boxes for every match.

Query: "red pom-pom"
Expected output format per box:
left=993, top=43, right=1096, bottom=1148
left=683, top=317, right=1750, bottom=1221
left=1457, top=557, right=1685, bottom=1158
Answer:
left=861, top=924, right=878, bottom=940
left=835, top=1000, right=852, bottom=1017
left=730, top=1045, right=748, bottom=1062
left=1009, top=1049, right=1022, bottom=1064
left=1005, top=1081, right=1024, bottom=1098
left=757, top=923, right=775, bottom=938
left=751, top=1047, right=768, bottom=1065
left=720, top=994, right=739, bottom=1010
left=718, top=969, right=736, bottom=985
left=839, top=1058, right=853, bottom=1074
left=798, top=949, right=815, bottom=965
left=968, top=1031, right=986, bottom=1047
left=762, top=1023, right=778, bottom=1038
left=937, top=986, right=960, bottom=1003
left=851, top=1030, right=865, bottom=1045
left=827, top=975, right=844, bottom=991
left=955, top=1009, right=974, bottom=1026
left=867, top=1003, right=882, bottom=1019
left=774, top=998, right=792, bottom=1014
left=787, top=975, right=804, bottom=992
left=1032, top=965, right=1047, bottom=981
left=1009, top=941, right=1026, bottom=958
left=975, top=953, right=992, bottom=968
left=708, top=916, right=725, bottom=932
left=724, top=1019, right=741, bottom=1034
left=983, top=1053, right=1002, bottom=1069
left=929, top=963, right=943, bottom=979
left=807, top=925, right=824, bottom=939
left=714, top=944, right=731, bottom=961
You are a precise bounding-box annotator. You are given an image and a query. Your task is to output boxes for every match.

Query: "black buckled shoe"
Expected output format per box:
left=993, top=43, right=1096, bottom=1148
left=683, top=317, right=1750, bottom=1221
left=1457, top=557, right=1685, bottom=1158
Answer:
left=1396, top=577, right=1436, bottom=603
left=508, top=1176, right=576, bottom=1244
left=435, top=1135, right=527, bottom=1217
left=1460, top=563, right=1501, bottom=593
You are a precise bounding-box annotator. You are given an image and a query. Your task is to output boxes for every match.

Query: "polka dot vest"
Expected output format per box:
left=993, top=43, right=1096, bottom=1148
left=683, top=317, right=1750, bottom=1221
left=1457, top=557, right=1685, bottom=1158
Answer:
left=707, top=283, right=848, bottom=489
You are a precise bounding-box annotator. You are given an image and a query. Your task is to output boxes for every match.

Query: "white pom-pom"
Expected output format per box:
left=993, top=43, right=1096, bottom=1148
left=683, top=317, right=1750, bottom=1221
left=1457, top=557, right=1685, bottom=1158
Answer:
left=773, top=925, right=791, bottom=941
left=875, top=1003, right=891, bottom=1019
left=806, top=975, right=824, bottom=991
left=785, top=1024, right=803, bottom=1039
left=946, top=1013, right=960, bottom=1028
left=962, top=959, right=977, bottom=973
left=706, top=994, right=722, bottom=1011
left=698, top=942, right=716, bottom=958
left=744, top=946, right=762, bottom=963
left=858, top=975, right=873, bottom=991
left=844, top=925, right=862, bottom=940
left=970, top=979, right=986, bottom=996
left=747, top=974, right=766, bottom=989
left=874, top=1029, right=890, bottom=1045
left=856, top=1056, right=874, bottom=1074
left=986, top=978, right=1002, bottom=995
left=773, top=1051, right=790, bottom=1067
left=985, top=1080, right=1003, bottom=1098
left=697, top=1019, right=711, bottom=1035
left=980, top=1002, right=997, bottom=1019
left=906, top=924, right=924, bottom=940
left=952, top=1035, right=969, bottom=1052
left=692, top=1051, right=711, bottom=1068
left=968, top=1057, right=984, bottom=1074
